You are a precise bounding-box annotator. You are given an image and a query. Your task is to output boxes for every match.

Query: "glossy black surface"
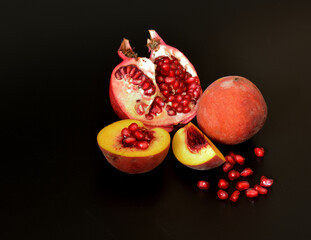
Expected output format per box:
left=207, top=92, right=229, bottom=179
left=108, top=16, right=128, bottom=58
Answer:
left=1, top=1, right=311, bottom=239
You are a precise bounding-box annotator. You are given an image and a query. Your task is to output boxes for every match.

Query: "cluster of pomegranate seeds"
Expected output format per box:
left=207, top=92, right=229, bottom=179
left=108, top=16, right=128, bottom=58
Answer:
left=115, top=65, right=156, bottom=97
left=154, top=56, right=201, bottom=116
left=197, top=147, right=274, bottom=203
left=121, top=123, right=154, bottom=150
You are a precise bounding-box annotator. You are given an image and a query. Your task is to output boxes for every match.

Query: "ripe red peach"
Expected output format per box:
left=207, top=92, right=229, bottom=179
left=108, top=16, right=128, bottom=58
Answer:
left=97, top=119, right=170, bottom=174
left=172, top=122, right=225, bottom=170
left=197, top=76, right=267, bottom=145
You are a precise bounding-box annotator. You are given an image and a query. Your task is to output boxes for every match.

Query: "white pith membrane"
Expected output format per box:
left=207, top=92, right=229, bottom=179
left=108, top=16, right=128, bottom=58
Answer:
left=110, top=31, right=202, bottom=131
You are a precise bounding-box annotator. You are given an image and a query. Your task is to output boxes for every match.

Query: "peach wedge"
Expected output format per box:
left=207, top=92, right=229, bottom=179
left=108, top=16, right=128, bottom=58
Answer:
left=172, top=122, right=225, bottom=170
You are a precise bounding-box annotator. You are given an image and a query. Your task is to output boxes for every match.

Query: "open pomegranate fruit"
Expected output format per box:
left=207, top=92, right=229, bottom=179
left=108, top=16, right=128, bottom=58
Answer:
left=109, top=30, right=202, bottom=132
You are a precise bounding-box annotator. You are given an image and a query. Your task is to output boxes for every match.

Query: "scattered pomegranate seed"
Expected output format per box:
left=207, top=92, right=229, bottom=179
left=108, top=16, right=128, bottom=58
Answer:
left=245, top=188, right=259, bottom=198
left=197, top=180, right=210, bottom=190
left=235, top=154, right=245, bottom=165
left=223, top=162, right=233, bottom=172
left=228, top=170, right=240, bottom=181
left=240, top=168, right=253, bottom=177
left=229, top=151, right=236, bottom=157
left=260, top=176, right=274, bottom=187
left=254, top=147, right=265, bottom=157
left=225, top=155, right=236, bottom=165
left=230, top=190, right=240, bottom=202
left=217, top=190, right=229, bottom=200
left=254, top=184, right=268, bottom=194
left=236, top=181, right=250, bottom=191
left=218, top=179, right=229, bottom=189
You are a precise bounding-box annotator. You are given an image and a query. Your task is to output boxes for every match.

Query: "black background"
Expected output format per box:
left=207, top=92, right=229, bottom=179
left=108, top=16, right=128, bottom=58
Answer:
left=1, top=0, right=311, bottom=239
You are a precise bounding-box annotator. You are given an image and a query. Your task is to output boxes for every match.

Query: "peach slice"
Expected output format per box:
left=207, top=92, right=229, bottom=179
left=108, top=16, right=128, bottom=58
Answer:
left=172, top=122, right=225, bottom=170
left=97, top=119, right=170, bottom=174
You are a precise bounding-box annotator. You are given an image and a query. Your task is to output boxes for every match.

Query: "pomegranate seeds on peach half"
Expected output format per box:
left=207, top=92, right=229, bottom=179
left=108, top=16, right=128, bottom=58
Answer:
left=109, top=30, right=202, bottom=132
left=97, top=119, right=170, bottom=174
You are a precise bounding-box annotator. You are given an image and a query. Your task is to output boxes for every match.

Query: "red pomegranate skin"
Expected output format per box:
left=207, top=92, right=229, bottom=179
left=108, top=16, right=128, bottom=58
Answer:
left=197, top=76, right=267, bottom=145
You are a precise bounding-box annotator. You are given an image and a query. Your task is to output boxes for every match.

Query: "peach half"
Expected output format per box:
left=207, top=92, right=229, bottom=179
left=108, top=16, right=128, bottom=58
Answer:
left=172, top=122, right=225, bottom=170
left=97, top=119, right=170, bottom=174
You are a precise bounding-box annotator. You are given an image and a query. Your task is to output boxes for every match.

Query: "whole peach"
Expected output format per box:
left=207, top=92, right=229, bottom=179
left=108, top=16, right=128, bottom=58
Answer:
left=197, top=76, right=267, bottom=145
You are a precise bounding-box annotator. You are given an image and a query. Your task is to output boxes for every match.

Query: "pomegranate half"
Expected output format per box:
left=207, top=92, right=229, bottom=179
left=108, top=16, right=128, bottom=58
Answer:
left=109, top=30, right=202, bottom=132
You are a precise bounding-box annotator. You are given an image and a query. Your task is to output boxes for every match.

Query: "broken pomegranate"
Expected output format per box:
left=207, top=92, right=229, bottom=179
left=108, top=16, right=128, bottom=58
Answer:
left=109, top=30, right=202, bottom=132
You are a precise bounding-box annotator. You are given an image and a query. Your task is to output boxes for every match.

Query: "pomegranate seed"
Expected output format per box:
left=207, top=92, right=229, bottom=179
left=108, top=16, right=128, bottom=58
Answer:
left=167, top=109, right=176, bottom=116
left=176, top=88, right=184, bottom=94
left=119, top=67, right=126, bottom=75
left=172, top=101, right=179, bottom=109
left=133, top=71, right=142, bottom=79
left=254, top=147, right=265, bottom=157
left=162, top=63, right=170, bottom=72
left=129, top=66, right=137, bottom=76
left=240, top=168, right=253, bottom=177
left=132, top=79, right=144, bottom=85
left=144, top=85, right=156, bottom=96
left=235, top=154, right=245, bottom=165
left=115, top=70, right=122, bottom=80
left=236, top=181, right=250, bottom=191
left=228, top=170, right=240, bottom=181
left=126, top=65, right=132, bottom=75
left=183, top=107, right=191, bottom=113
left=245, top=188, right=258, bottom=198
left=218, top=179, right=229, bottom=189
left=230, top=190, right=240, bottom=202
left=121, top=128, right=131, bottom=138
left=176, top=105, right=183, bottom=113
left=173, top=80, right=180, bottom=89
left=174, top=94, right=181, bottom=102
left=217, top=190, right=229, bottom=200
left=192, top=90, right=200, bottom=99
left=154, top=96, right=165, bottom=107
left=136, top=141, right=149, bottom=150
left=164, top=77, right=175, bottom=84
left=229, top=151, right=236, bottom=157
left=145, top=114, right=153, bottom=120
left=180, top=99, right=190, bottom=106
left=141, top=81, right=151, bottom=90
left=225, top=155, right=236, bottom=165
left=170, top=63, right=177, bottom=70
left=254, top=184, right=268, bottom=194
left=123, top=137, right=136, bottom=146
left=260, top=176, right=274, bottom=187
left=223, top=162, right=233, bottom=172
left=168, top=70, right=175, bottom=77
left=134, top=130, right=145, bottom=140
left=156, top=75, right=164, bottom=83
left=186, top=77, right=196, bottom=84
left=159, top=83, right=169, bottom=90
left=162, top=90, right=169, bottom=97
left=197, top=180, right=210, bottom=190
left=128, top=123, right=138, bottom=132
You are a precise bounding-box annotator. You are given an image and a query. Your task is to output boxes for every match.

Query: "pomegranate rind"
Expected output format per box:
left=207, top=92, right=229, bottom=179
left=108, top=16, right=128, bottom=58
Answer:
left=172, top=122, right=225, bottom=170
left=97, top=119, right=170, bottom=174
